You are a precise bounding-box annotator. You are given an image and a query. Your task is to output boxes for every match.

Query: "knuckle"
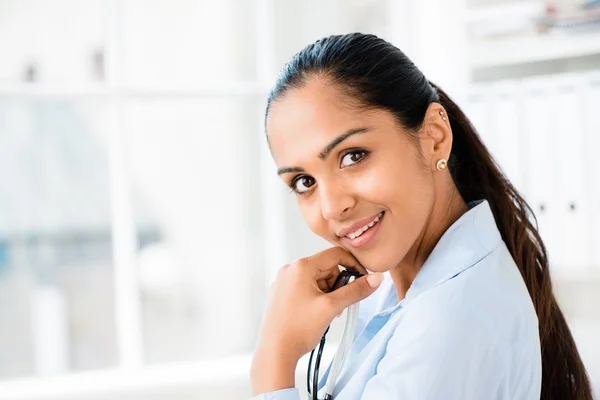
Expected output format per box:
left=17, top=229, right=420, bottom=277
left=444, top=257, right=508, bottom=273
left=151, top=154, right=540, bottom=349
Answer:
left=334, top=246, right=348, bottom=255
left=330, top=246, right=345, bottom=259
left=293, top=257, right=310, bottom=269
left=276, top=264, right=289, bottom=276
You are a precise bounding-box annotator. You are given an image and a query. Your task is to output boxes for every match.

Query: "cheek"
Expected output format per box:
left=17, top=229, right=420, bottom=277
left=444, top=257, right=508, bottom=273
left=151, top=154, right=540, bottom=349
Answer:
left=363, top=153, right=434, bottom=241
left=351, top=153, right=429, bottom=206
left=386, top=161, right=434, bottom=225
left=298, top=198, right=331, bottom=239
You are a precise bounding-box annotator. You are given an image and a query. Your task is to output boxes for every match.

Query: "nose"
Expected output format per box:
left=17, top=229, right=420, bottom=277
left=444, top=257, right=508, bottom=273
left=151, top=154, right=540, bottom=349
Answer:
left=319, top=180, right=355, bottom=221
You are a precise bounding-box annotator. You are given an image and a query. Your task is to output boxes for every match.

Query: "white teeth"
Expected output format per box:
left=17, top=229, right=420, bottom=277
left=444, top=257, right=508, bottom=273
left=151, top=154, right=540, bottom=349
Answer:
left=346, top=212, right=384, bottom=240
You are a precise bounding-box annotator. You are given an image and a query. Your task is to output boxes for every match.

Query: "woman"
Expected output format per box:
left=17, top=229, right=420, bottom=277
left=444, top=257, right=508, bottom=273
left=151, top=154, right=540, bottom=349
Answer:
left=250, top=33, right=592, bottom=399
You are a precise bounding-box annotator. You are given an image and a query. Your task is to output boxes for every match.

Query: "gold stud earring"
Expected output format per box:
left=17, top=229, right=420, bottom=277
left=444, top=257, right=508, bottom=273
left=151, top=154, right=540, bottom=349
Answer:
left=439, top=110, right=446, bottom=121
left=436, top=158, right=448, bottom=171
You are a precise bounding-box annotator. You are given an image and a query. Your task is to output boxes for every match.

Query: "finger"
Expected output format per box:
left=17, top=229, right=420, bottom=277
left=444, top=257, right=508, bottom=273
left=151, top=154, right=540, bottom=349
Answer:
left=308, top=247, right=366, bottom=292
left=306, top=246, right=367, bottom=277
left=315, top=267, right=357, bottom=293
left=315, top=266, right=341, bottom=292
left=292, top=257, right=340, bottom=293
left=294, top=247, right=366, bottom=293
left=327, top=273, right=383, bottom=313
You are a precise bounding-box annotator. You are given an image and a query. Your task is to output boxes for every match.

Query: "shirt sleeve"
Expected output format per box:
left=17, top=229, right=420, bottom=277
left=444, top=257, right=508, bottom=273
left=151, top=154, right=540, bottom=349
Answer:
left=247, top=388, right=300, bottom=400
left=359, top=295, right=511, bottom=399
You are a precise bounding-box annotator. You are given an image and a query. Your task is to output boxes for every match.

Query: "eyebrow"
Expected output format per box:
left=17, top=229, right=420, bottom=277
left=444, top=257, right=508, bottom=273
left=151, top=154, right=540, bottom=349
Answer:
left=277, top=127, right=369, bottom=176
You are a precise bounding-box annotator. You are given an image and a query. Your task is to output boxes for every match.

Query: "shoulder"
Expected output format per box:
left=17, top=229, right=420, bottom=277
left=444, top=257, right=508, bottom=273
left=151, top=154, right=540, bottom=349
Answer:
left=397, top=243, right=538, bottom=350
left=376, top=245, right=540, bottom=394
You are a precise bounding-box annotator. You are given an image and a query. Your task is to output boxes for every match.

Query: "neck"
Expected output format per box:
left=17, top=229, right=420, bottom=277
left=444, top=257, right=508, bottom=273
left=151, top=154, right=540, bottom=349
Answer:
left=389, top=190, right=468, bottom=301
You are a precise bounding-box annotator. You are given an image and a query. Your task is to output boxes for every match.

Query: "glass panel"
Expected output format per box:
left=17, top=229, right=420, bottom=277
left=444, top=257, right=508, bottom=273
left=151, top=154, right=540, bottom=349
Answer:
left=0, top=99, right=117, bottom=379
left=0, top=0, right=107, bottom=84
left=122, top=0, right=258, bottom=85
left=126, top=98, right=265, bottom=364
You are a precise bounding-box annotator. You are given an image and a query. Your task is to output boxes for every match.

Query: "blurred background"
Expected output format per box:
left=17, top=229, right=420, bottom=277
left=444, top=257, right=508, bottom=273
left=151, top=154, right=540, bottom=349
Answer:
left=0, top=0, right=599, bottom=398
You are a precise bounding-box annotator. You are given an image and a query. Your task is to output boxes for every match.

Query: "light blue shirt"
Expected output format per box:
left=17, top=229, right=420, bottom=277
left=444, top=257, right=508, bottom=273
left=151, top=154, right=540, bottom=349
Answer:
left=251, top=200, right=542, bottom=399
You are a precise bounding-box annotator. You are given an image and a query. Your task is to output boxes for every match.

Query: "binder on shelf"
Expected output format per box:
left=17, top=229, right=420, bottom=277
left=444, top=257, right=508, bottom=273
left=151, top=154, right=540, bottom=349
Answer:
left=552, top=76, right=591, bottom=272
left=582, top=73, right=600, bottom=271
left=462, top=85, right=494, bottom=151
left=521, top=77, right=559, bottom=269
left=489, top=80, right=526, bottom=195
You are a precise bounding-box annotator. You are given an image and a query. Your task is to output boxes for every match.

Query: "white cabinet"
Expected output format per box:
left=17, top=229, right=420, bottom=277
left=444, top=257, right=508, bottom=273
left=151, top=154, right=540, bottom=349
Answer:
left=466, top=73, right=600, bottom=276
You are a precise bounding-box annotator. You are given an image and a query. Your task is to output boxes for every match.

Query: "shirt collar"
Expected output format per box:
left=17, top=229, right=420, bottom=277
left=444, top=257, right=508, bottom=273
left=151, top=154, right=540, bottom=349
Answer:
left=375, top=199, right=502, bottom=313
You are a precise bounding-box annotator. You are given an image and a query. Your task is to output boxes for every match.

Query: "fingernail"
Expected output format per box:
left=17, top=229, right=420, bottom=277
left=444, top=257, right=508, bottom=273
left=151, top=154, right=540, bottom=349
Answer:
left=367, top=273, right=383, bottom=288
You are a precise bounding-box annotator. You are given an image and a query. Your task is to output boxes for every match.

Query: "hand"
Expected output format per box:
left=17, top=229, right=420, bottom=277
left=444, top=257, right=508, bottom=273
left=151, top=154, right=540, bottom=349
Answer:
left=250, top=247, right=383, bottom=395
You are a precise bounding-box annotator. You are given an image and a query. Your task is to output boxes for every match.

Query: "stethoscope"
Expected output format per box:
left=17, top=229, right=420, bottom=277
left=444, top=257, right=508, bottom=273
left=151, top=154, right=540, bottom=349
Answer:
left=307, top=269, right=363, bottom=400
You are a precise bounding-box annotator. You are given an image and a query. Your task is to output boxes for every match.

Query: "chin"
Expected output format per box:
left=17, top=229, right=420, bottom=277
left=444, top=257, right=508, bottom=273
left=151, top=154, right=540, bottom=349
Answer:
left=352, top=251, right=397, bottom=274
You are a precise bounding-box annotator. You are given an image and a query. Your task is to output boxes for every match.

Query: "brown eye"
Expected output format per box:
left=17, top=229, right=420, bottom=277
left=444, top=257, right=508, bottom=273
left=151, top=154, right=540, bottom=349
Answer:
left=341, top=150, right=366, bottom=167
left=293, top=176, right=315, bottom=194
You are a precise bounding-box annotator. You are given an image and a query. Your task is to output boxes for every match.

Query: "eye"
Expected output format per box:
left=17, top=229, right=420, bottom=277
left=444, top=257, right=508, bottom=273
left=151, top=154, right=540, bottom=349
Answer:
left=291, top=175, right=316, bottom=194
left=341, top=150, right=367, bottom=167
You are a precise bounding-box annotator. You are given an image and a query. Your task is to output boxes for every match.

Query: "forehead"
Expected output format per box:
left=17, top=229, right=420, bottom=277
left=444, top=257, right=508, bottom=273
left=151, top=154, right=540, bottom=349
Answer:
left=266, top=78, right=388, bottom=166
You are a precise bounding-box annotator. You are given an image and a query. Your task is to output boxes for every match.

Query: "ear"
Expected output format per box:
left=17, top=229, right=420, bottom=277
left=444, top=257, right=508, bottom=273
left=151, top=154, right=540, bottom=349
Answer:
left=420, top=102, right=453, bottom=171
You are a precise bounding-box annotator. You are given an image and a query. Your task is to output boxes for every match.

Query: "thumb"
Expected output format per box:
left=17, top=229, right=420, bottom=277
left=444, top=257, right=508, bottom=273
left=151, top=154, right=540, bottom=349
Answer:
left=328, top=273, right=383, bottom=313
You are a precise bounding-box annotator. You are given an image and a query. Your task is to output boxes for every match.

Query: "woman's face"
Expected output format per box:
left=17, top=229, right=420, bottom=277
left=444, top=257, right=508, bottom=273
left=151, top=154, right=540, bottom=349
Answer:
left=266, top=77, right=439, bottom=273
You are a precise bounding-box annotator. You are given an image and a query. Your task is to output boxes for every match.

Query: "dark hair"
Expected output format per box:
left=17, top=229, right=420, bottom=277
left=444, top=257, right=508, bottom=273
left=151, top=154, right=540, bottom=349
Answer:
left=266, top=33, right=592, bottom=400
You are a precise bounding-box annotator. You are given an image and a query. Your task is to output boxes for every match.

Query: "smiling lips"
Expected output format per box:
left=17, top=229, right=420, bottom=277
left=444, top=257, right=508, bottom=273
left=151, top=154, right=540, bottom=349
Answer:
left=337, top=211, right=385, bottom=248
left=339, top=211, right=384, bottom=248
left=345, top=212, right=383, bottom=239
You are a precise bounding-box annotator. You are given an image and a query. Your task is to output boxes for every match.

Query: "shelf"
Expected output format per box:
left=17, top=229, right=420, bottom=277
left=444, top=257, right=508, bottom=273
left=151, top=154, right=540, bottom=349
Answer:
left=0, top=82, right=270, bottom=99
left=470, top=30, right=600, bottom=69
left=464, top=1, right=544, bottom=24
left=0, top=354, right=253, bottom=400
left=0, top=344, right=338, bottom=400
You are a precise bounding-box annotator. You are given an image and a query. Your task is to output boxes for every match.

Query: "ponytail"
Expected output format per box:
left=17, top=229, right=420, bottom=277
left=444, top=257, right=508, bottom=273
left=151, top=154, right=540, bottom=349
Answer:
left=430, top=82, right=593, bottom=400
